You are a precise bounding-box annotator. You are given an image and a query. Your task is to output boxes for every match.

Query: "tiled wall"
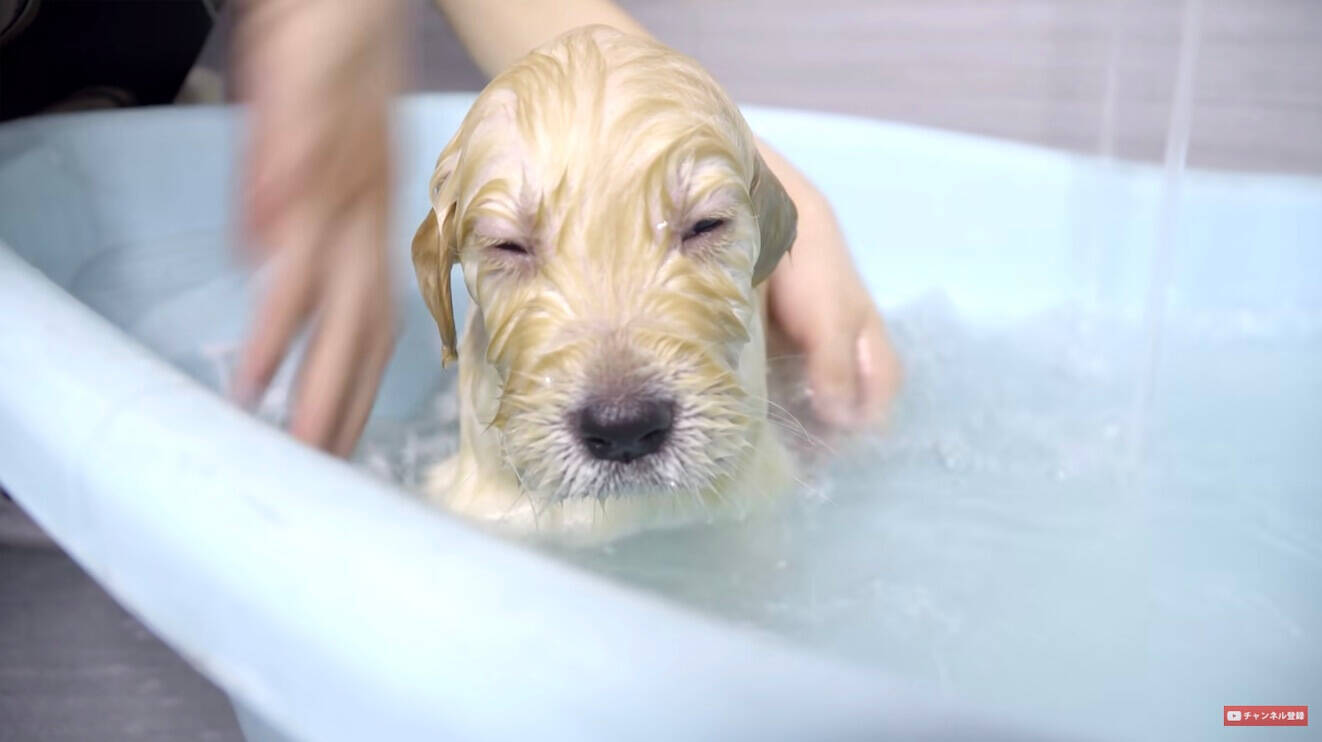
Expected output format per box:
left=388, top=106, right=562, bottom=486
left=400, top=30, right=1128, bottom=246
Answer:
left=409, top=0, right=1322, bottom=174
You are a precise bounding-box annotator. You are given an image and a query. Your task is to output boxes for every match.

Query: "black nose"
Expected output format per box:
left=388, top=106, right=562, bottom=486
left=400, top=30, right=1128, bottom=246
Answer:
left=577, top=398, right=674, bottom=462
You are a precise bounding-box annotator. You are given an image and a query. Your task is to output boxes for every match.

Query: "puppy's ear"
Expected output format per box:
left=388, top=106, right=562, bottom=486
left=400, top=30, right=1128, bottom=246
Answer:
left=412, top=201, right=459, bottom=366
left=750, top=151, right=798, bottom=285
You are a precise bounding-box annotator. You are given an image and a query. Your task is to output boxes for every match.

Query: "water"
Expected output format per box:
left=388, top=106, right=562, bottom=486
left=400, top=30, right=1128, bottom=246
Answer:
left=1127, top=0, right=1203, bottom=479
left=107, top=188, right=1320, bottom=742
left=115, top=236, right=1319, bottom=740
left=330, top=292, right=1319, bottom=741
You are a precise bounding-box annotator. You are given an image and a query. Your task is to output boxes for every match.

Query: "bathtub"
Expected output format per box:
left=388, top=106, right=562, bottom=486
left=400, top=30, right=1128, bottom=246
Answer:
left=1, top=94, right=1318, bottom=741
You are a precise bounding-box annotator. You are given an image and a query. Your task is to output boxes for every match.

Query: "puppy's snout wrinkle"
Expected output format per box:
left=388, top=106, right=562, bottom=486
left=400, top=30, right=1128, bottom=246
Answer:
left=577, top=397, right=674, bottom=463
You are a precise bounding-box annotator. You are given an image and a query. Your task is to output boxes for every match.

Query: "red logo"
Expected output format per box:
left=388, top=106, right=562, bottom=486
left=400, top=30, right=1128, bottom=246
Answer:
left=1224, top=706, right=1308, bottom=726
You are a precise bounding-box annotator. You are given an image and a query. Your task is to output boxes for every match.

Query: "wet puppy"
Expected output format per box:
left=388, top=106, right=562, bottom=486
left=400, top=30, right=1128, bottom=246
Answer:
left=412, top=25, right=797, bottom=543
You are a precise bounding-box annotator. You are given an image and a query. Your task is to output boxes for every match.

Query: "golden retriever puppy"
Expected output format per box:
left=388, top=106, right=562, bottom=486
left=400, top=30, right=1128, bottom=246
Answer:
left=412, top=25, right=798, bottom=543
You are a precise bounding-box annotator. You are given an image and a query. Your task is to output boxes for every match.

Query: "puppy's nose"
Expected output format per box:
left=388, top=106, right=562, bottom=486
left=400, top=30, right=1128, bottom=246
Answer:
left=577, top=398, right=674, bottom=462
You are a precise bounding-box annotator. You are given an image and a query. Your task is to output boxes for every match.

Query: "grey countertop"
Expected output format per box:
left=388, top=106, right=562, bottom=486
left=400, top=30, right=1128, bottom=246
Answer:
left=1, top=495, right=242, bottom=742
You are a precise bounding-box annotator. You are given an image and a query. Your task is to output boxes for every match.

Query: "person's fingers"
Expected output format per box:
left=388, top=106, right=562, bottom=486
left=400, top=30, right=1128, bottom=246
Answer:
left=329, top=329, right=395, bottom=457
left=288, top=203, right=390, bottom=451
left=288, top=301, right=359, bottom=450
left=233, top=282, right=312, bottom=410
left=231, top=197, right=330, bottom=407
left=241, top=120, right=287, bottom=254
left=804, top=317, right=865, bottom=429
left=855, top=310, right=902, bottom=427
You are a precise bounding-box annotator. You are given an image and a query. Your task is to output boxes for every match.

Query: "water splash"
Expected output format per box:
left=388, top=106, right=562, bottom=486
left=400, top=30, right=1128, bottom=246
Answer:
left=1126, top=0, right=1204, bottom=480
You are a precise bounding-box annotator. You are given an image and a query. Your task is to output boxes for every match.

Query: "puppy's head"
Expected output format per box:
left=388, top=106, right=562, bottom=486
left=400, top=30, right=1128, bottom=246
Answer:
left=413, top=26, right=796, bottom=502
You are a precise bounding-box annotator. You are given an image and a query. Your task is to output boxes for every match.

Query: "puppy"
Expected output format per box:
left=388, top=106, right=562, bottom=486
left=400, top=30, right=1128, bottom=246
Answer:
left=412, top=25, right=798, bottom=543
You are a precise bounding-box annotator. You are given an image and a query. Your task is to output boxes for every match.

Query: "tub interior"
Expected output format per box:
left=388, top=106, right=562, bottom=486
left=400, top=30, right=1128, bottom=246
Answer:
left=2, top=94, right=1320, bottom=741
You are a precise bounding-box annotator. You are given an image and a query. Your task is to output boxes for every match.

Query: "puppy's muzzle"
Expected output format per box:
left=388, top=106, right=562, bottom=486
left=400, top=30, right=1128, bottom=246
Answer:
left=576, top=396, right=675, bottom=463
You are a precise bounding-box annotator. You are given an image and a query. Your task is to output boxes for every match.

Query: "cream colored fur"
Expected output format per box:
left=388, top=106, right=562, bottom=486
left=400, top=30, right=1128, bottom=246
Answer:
left=412, top=26, right=799, bottom=544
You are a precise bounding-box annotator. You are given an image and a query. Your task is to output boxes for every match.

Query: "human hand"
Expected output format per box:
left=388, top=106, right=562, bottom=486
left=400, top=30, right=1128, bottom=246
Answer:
left=231, top=0, right=404, bottom=456
left=762, top=149, right=901, bottom=431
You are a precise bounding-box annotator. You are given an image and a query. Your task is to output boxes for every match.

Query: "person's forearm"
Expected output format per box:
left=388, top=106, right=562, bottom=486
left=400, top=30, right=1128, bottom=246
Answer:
left=433, top=0, right=647, bottom=79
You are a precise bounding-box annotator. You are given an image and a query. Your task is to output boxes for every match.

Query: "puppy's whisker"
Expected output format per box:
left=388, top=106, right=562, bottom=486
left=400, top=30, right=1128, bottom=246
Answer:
left=764, top=410, right=828, bottom=446
left=751, top=394, right=838, bottom=457
left=496, top=433, right=544, bottom=529
left=767, top=421, right=831, bottom=455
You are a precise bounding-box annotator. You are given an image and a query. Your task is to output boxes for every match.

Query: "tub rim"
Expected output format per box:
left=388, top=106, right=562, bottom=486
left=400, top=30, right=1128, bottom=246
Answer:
left=0, top=97, right=1060, bottom=742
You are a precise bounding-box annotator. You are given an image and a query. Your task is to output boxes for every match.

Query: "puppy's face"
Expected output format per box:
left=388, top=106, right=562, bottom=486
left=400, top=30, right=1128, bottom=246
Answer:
left=414, top=27, right=795, bottom=503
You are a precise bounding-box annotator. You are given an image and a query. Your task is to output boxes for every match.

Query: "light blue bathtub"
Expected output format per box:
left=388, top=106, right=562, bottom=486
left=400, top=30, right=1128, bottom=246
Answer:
left=1, top=94, right=1318, bottom=741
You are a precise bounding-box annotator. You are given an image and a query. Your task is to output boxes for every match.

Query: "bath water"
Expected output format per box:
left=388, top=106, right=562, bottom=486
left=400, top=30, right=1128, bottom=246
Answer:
left=341, top=293, right=1321, bottom=741
left=146, top=229, right=1319, bottom=742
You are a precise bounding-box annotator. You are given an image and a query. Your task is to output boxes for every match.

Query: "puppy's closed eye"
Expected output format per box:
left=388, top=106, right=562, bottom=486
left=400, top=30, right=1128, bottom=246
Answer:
left=683, top=217, right=727, bottom=241
left=478, top=237, right=536, bottom=277
left=490, top=240, right=531, bottom=256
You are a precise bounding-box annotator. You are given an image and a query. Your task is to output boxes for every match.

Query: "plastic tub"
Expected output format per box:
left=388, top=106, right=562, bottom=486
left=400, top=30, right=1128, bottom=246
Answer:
left=2, top=94, right=1318, bottom=741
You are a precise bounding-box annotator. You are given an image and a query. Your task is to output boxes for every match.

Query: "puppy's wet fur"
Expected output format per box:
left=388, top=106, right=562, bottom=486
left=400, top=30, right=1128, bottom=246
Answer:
left=413, top=26, right=798, bottom=543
